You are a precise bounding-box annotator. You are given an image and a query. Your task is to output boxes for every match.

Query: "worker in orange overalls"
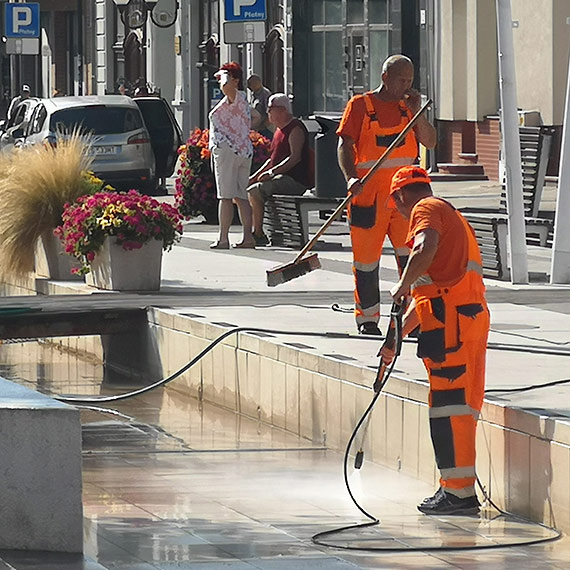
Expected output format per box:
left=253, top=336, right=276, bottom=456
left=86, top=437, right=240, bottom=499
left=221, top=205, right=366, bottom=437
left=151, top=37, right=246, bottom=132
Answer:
left=337, top=55, right=436, bottom=336
left=380, top=165, right=490, bottom=516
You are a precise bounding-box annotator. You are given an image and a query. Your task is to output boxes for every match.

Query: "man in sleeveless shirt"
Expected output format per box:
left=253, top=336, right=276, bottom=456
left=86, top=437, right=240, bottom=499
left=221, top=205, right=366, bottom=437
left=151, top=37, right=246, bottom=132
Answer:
left=248, top=93, right=313, bottom=246
left=380, top=165, right=490, bottom=516
left=337, top=55, right=436, bottom=336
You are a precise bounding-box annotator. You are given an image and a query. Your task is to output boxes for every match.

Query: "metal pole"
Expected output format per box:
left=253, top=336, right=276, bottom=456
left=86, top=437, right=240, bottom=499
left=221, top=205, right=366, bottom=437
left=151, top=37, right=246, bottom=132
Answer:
left=426, top=0, right=438, bottom=172
left=550, top=47, right=570, bottom=283
left=496, top=0, right=528, bottom=283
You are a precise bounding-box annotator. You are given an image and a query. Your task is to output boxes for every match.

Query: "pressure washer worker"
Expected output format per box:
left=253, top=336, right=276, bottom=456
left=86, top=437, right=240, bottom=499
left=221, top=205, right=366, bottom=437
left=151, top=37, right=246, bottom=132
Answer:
left=380, top=165, right=490, bottom=516
left=337, top=54, right=436, bottom=336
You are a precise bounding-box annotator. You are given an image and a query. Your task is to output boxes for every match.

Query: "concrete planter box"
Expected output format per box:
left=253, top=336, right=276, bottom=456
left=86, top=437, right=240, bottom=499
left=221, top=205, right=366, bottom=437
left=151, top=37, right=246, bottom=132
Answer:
left=86, top=237, right=163, bottom=291
left=35, top=231, right=83, bottom=281
left=0, top=377, right=83, bottom=552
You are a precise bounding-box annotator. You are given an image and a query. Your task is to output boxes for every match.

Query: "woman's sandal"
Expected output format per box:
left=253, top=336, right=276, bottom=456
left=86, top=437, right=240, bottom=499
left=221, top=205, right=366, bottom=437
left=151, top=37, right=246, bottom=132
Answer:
left=232, top=241, right=256, bottom=249
left=210, top=241, right=230, bottom=250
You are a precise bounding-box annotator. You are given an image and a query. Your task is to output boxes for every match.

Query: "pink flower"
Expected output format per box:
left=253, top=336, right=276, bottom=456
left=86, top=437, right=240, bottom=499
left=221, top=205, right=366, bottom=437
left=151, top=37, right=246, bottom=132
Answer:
left=55, top=189, right=183, bottom=275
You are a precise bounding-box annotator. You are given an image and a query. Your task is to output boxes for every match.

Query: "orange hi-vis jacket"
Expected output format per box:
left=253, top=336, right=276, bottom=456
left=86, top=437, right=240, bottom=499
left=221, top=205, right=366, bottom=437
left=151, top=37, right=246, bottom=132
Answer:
left=411, top=205, right=490, bottom=497
left=349, top=94, right=418, bottom=326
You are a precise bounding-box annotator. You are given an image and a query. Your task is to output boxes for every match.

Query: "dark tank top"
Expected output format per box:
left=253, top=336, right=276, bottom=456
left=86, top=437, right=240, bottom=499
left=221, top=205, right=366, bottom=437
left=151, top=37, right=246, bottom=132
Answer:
left=270, top=118, right=312, bottom=187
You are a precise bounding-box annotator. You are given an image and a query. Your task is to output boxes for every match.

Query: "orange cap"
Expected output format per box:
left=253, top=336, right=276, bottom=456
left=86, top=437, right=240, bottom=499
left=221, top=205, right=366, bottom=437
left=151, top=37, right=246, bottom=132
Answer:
left=387, top=165, right=431, bottom=207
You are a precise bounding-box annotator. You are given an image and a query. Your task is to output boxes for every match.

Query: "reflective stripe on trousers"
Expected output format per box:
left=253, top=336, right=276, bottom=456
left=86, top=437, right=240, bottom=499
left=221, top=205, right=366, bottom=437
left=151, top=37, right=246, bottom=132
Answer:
left=350, top=178, right=409, bottom=326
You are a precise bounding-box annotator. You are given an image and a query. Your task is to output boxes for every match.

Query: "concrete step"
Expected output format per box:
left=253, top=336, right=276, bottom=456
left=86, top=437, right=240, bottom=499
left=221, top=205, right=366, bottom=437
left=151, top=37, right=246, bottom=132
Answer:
left=436, top=162, right=487, bottom=176
left=429, top=171, right=489, bottom=182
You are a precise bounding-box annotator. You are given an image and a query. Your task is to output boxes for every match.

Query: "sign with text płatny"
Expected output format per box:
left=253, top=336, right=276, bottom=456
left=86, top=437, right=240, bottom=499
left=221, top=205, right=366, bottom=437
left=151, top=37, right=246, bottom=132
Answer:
left=5, top=3, right=40, bottom=38
left=224, top=0, right=266, bottom=22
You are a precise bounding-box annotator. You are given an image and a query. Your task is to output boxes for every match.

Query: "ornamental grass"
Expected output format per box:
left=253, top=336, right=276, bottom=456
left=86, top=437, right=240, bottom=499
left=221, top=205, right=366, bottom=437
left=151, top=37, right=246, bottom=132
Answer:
left=0, top=131, right=105, bottom=279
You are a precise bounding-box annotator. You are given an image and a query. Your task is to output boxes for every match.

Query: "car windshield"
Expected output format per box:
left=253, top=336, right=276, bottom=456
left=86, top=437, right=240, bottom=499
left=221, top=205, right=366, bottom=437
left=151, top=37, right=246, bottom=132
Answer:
left=49, top=106, right=143, bottom=135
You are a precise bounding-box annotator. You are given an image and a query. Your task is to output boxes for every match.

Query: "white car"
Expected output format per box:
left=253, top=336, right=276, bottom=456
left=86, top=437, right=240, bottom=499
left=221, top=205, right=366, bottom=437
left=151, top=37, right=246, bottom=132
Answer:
left=15, top=95, right=176, bottom=195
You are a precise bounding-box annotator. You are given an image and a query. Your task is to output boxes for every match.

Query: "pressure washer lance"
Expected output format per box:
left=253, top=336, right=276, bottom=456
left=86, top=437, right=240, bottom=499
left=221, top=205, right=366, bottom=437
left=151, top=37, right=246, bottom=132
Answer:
left=265, top=99, right=432, bottom=287
left=354, top=300, right=405, bottom=470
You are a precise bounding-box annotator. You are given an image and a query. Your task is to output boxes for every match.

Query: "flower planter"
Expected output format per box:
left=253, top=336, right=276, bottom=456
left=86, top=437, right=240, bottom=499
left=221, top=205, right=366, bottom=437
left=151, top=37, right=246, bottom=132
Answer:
left=86, top=237, right=163, bottom=291
left=35, top=231, right=83, bottom=281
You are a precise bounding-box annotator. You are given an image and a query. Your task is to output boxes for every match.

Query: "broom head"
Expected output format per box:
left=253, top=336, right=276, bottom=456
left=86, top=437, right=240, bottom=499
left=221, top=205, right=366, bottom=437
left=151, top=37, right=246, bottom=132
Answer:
left=266, top=253, right=321, bottom=287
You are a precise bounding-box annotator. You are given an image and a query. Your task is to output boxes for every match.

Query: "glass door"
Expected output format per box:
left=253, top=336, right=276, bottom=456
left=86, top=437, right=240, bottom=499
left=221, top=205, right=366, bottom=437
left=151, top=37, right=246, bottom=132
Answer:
left=348, top=28, right=366, bottom=97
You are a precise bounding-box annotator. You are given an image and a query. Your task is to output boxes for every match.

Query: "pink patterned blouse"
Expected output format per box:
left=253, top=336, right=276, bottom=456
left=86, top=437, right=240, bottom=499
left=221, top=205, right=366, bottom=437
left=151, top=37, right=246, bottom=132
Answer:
left=208, top=90, right=253, bottom=159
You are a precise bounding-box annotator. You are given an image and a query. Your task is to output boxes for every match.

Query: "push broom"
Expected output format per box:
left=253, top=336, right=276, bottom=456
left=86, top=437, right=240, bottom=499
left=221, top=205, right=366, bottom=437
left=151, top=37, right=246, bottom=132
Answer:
left=266, top=98, right=432, bottom=287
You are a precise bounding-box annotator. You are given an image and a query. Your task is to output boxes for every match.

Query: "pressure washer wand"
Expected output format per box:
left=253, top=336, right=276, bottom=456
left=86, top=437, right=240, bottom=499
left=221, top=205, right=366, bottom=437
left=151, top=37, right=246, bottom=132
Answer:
left=354, top=300, right=405, bottom=470
left=373, top=301, right=405, bottom=393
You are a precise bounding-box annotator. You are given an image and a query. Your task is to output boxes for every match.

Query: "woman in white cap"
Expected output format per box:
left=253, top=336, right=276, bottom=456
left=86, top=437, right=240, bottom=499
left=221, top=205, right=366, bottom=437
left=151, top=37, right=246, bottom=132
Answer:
left=208, top=61, right=255, bottom=249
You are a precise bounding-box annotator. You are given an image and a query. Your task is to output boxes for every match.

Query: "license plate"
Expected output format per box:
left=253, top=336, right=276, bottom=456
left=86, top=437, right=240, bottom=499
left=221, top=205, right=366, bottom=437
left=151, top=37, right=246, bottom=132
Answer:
left=91, top=145, right=118, bottom=155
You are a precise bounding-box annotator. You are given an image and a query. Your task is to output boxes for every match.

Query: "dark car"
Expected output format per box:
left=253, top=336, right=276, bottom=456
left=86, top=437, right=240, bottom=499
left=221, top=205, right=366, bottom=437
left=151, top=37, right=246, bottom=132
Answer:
left=133, top=96, right=183, bottom=193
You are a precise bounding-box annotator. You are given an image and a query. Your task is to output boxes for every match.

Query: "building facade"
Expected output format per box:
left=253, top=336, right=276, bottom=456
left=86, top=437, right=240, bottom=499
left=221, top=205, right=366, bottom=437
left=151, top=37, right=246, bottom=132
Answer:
left=2, top=1, right=570, bottom=180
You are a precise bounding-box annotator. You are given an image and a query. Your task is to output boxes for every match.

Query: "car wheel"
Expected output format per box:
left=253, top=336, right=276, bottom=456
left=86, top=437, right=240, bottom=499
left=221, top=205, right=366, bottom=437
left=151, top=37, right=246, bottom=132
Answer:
left=139, top=178, right=159, bottom=196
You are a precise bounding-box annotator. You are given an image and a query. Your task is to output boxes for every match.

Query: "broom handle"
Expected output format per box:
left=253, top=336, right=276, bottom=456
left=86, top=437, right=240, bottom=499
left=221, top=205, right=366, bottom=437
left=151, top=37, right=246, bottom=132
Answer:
left=293, top=98, right=432, bottom=263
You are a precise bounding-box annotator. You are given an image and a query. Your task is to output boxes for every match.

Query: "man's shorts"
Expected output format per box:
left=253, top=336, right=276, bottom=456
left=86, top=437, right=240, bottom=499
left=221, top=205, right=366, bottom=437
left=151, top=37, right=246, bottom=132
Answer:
left=211, top=142, right=252, bottom=200
left=248, top=174, right=306, bottom=201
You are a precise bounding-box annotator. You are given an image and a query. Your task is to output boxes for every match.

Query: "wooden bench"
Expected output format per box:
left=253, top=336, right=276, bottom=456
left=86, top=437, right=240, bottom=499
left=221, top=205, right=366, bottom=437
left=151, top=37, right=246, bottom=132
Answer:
left=461, top=126, right=556, bottom=279
left=499, top=126, right=555, bottom=218
left=463, top=213, right=552, bottom=280
left=263, top=194, right=345, bottom=248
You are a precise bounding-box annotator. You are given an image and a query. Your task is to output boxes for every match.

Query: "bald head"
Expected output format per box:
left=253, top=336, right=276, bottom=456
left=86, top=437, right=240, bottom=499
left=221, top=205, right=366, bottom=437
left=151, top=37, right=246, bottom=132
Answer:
left=247, top=74, right=262, bottom=91
left=382, top=55, right=413, bottom=76
left=379, top=54, right=414, bottom=100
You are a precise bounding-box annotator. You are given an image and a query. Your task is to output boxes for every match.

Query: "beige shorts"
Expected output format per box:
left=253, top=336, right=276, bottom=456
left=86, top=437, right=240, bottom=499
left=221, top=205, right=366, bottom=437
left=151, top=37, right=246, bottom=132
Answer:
left=248, top=174, right=306, bottom=201
left=211, top=143, right=252, bottom=200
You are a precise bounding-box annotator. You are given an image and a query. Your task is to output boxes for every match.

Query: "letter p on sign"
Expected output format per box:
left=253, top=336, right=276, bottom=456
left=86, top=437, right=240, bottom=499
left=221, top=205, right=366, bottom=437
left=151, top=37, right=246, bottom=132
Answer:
left=233, top=0, right=257, bottom=16
left=13, top=7, right=32, bottom=34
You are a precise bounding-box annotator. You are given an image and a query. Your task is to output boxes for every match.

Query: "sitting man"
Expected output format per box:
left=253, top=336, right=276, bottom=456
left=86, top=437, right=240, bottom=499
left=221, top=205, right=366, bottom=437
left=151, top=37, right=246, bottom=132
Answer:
left=248, top=93, right=313, bottom=246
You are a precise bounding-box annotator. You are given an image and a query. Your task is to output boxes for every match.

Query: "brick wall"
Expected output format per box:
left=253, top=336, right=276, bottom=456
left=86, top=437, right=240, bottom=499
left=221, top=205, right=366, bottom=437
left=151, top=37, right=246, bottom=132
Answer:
left=438, top=118, right=501, bottom=180
left=475, top=118, right=501, bottom=181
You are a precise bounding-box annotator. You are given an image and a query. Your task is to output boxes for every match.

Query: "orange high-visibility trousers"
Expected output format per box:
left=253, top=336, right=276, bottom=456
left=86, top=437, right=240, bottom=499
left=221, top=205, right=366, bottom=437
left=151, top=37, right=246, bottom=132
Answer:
left=348, top=93, right=417, bottom=327
left=422, top=331, right=488, bottom=496
left=414, top=282, right=489, bottom=496
left=349, top=170, right=409, bottom=326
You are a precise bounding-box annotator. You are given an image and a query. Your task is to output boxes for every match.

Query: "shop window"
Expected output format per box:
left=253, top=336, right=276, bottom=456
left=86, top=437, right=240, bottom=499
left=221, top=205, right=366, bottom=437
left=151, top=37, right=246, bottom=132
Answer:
left=308, top=0, right=392, bottom=112
left=324, top=0, right=342, bottom=25
left=324, top=31, right=344, bottom=110
left=312, top=0, right=323, bottom=25
left=310, top=32, right=324, bottom=111
left=369, top=0, right=389, bottom=23
left=347, top=0, right=364, bottom=24
left=369, top=30, right=390, bottom=87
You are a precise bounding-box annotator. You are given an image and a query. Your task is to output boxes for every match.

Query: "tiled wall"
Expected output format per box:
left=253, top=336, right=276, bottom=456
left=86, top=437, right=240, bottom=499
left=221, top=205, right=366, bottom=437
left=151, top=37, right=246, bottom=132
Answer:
left=1, top=282, right=568, bottom=535
left=148, top=309, right=570, bottom=534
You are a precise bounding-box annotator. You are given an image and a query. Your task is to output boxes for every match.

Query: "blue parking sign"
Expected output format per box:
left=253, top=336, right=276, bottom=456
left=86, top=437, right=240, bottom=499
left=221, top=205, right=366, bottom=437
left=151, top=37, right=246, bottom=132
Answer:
left=5, top=3, right=40, bottom=38
left=224, top=0, right=266, bottom=22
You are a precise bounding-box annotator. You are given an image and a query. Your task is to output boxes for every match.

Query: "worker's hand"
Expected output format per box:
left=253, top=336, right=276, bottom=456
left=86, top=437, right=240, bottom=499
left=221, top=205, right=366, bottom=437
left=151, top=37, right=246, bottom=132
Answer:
left=378, top=343, right=395, bottom=366
left=347, top=177, right=363, bottom=196
left=404, top=88, right=422, bottom=115
left=390, top=282, right=409, bottom=304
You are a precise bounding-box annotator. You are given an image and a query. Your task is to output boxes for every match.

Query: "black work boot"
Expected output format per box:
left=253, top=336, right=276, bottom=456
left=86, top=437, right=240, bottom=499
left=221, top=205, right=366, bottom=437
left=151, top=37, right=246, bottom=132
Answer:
left=420, top=487, right=444, bottom=505
left=418, top=489, right=480, bottom=515
left=358, top=322, right=382, bottom=336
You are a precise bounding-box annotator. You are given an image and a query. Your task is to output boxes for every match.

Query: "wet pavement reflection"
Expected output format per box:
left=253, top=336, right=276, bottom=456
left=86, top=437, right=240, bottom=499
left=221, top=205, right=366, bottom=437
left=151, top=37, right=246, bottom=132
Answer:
left=0, top=340, right=569, bottom=569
